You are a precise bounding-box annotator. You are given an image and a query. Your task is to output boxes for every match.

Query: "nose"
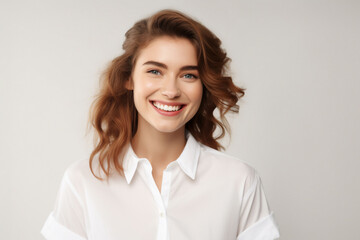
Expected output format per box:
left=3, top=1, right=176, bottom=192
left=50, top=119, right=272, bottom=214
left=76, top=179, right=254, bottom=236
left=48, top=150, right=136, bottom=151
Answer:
left=161, top=77, right=181, bottom=99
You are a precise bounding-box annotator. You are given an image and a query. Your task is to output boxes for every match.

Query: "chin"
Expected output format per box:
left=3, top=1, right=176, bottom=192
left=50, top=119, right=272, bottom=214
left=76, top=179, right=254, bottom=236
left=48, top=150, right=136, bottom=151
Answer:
left=153, top=124, right=184, bottom=134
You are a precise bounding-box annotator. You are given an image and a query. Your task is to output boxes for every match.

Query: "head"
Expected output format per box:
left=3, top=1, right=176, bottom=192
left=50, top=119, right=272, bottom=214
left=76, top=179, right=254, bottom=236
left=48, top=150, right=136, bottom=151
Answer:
left=89, top=9, right=245, bottom=178
left=128, top=35, right=203, bottom=135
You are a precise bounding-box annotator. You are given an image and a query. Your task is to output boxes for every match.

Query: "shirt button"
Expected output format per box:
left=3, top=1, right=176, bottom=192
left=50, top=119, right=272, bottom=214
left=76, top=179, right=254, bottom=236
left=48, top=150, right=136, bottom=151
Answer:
left=160, top=212, right=165, bottom=217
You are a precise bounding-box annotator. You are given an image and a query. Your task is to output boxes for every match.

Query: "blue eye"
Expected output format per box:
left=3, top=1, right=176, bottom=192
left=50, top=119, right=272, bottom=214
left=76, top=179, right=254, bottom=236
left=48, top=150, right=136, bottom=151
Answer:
left=148, top=70, right=161, bottom=75
left=183, top=74, right=198, bottom=79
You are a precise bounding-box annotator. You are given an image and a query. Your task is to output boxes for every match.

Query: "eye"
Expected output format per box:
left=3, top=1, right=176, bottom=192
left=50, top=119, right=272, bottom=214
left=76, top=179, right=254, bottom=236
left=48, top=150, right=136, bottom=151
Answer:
left=147, top=69, right=161, bottom=75
left=183, top=73, right=198, bottom=79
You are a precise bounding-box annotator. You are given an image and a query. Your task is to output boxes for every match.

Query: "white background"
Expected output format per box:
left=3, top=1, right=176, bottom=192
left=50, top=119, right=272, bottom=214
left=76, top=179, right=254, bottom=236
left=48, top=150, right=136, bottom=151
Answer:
left=1, top=0, right=359, bottom=239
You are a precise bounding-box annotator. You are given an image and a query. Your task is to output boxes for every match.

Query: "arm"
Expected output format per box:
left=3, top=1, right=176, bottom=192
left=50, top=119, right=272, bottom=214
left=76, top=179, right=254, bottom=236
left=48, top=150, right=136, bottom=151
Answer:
left=41, top=170, right=87, bottom=240
left=236, top=171, right=280, bottom=240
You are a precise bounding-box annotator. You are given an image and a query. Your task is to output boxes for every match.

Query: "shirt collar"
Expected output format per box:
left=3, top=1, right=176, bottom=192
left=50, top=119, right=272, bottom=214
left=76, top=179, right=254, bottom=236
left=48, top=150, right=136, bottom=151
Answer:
left=122, top=132, right=201, bottom=184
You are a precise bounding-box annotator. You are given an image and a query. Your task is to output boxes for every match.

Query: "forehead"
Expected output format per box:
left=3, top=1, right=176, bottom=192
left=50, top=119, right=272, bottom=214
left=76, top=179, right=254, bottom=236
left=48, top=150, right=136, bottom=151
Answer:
left=135, top=36, right=198, bottom=67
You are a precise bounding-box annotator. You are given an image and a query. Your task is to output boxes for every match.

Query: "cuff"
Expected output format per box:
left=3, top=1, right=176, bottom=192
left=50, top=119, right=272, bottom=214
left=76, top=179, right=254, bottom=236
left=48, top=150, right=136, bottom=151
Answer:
left=237, top=212, right=280, bottom=240
left=41, top=212, right=87, bottom=240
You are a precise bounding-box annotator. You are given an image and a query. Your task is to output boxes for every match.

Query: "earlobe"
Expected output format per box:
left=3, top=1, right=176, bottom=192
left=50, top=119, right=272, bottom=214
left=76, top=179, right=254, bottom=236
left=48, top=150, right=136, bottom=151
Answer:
left=125, top=78, right=133, bottom=90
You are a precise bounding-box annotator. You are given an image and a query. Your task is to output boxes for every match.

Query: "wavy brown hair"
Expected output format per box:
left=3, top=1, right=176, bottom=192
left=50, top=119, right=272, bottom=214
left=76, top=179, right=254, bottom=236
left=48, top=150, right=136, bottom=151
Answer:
left=89, top=9, right=245, bottom=179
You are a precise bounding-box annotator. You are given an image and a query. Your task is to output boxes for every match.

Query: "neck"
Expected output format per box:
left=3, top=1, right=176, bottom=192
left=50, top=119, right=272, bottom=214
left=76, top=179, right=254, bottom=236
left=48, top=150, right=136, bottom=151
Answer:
left=131, top=124, right=186, bottom=172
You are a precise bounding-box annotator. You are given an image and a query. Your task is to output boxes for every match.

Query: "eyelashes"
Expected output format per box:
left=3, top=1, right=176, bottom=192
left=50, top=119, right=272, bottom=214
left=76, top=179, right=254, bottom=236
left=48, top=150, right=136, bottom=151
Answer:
left=147, top=69, right=161, bottom=75
left=146, top=69, right=199, bottom=79
left=183, top=73, right=198, bottom=79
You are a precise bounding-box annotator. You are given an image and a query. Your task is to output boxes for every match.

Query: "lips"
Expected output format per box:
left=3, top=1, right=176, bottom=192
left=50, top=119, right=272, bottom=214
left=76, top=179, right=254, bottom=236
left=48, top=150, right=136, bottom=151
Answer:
left=151, top=101, right=186, bottom=112
left=149, top=101, right=187, bottom=117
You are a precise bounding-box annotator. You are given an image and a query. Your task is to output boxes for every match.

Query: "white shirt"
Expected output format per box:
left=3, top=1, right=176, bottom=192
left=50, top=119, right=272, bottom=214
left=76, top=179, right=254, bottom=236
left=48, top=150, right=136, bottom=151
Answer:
left=41, top=133, right=280, bottom=240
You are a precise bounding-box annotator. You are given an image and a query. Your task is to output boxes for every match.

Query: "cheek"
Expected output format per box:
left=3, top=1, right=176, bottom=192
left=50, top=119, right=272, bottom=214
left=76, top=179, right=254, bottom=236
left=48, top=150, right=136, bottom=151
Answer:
left=187, top=82, right=203, bottom=107
left=133, top=79, right=160, bottom=113
left=133, top=78, right=157, bottom=100
left=191, top=82, right=203, bottom=105
left=134, top=77, right=157, bottom=93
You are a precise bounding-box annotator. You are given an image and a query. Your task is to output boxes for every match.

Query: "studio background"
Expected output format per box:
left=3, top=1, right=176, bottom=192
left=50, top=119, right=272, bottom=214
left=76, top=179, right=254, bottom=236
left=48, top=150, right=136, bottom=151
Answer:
left=1, top=0, right=359, bottom=239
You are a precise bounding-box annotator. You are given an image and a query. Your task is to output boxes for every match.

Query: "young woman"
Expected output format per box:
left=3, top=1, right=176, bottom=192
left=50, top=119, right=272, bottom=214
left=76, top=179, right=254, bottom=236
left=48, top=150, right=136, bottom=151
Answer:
left=41, top=9, right=280, bottom=240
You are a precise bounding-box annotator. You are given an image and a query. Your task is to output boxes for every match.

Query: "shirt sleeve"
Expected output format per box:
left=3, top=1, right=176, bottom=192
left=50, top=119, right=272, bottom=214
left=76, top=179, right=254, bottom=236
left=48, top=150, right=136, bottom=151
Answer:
left=41, top=170, right=88, bottom=240
left=236, top=170, right=280, bottom=240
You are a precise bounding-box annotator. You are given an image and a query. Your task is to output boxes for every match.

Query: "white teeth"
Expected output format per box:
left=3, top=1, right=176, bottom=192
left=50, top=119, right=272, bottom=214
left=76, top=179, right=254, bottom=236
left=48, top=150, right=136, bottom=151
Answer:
left=153, top=102, right=182, bottom=112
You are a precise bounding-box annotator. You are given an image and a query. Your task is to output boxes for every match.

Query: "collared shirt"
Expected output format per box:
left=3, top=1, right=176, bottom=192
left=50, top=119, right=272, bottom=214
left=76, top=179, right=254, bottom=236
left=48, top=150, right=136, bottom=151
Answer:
left=41, top=133, right=280, bottom=240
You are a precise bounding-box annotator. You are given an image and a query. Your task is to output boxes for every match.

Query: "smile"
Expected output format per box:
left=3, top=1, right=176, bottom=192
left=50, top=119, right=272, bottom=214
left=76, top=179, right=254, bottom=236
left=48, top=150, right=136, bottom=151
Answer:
left=152, top=101, right=184, bottom=112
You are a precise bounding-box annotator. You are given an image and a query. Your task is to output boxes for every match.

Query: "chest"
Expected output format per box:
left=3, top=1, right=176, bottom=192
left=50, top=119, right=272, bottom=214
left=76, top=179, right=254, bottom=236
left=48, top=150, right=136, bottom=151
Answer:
left=84, top=167, right=241, bottom=240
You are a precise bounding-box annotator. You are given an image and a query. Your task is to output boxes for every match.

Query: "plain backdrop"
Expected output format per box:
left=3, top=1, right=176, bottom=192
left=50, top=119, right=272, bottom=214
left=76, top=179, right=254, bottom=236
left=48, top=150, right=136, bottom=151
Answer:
left=1, top=0, right=359, bottom=239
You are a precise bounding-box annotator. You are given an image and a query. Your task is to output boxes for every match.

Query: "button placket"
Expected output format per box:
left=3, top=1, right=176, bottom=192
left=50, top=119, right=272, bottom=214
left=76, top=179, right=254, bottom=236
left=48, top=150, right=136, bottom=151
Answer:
left=140, top=161, right=164, bottom=207
left=161, top=170, right=172, bottom=209
left=139, top=160, right=169, bottom=240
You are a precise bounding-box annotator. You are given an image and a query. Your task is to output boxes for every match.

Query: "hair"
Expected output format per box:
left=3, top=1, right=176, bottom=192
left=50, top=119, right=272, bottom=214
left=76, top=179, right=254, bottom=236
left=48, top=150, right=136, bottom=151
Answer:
left=89, top=9, right=245, bottom=179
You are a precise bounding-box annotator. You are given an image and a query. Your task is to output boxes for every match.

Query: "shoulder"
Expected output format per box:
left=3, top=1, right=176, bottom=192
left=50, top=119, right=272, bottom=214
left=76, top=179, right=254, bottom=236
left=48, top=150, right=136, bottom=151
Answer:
left=198, top=144, right=258, bottom=184
left=62, top=158, right=125, bottom=188
left=62, top=159, right=98, bottom=187
left=64, top=159, right=90, bottom=177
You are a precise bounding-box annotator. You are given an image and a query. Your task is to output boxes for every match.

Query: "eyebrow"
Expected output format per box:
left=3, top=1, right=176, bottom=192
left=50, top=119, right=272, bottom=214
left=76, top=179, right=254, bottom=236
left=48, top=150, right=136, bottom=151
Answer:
left=143, top=61, right=198, bottom=71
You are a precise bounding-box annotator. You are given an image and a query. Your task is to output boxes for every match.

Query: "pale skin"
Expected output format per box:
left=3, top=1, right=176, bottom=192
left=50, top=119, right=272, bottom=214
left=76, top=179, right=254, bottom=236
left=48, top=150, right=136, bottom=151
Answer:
left=127, top=36, right=203, bottom=192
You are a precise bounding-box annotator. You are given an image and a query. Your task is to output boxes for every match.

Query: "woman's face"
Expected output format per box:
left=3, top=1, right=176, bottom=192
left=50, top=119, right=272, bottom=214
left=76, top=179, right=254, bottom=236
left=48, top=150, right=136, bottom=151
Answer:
left=130, top=36, right=203, bottom=134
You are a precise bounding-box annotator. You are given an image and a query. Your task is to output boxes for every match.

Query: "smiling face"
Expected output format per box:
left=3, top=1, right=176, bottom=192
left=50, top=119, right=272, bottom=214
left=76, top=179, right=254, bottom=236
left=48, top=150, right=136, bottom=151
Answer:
left=129, top=36, right=203, bottom=135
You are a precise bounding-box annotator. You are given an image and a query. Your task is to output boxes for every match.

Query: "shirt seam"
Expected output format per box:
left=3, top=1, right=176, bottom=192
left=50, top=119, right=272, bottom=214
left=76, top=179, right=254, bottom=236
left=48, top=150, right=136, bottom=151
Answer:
left=64, top=172, right=86, bottom=209
left=242, top=171, right=259, bottom=202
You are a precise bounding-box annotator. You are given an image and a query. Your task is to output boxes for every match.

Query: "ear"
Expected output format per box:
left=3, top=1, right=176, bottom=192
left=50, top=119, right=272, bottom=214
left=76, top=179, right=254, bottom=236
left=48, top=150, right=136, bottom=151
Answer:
left=125, top=77, right=133, bottom=90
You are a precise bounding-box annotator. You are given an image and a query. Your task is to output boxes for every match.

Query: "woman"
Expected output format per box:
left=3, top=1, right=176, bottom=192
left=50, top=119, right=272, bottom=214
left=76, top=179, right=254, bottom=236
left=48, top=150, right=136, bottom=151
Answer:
left=41, top=9, right=280, bottom=240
